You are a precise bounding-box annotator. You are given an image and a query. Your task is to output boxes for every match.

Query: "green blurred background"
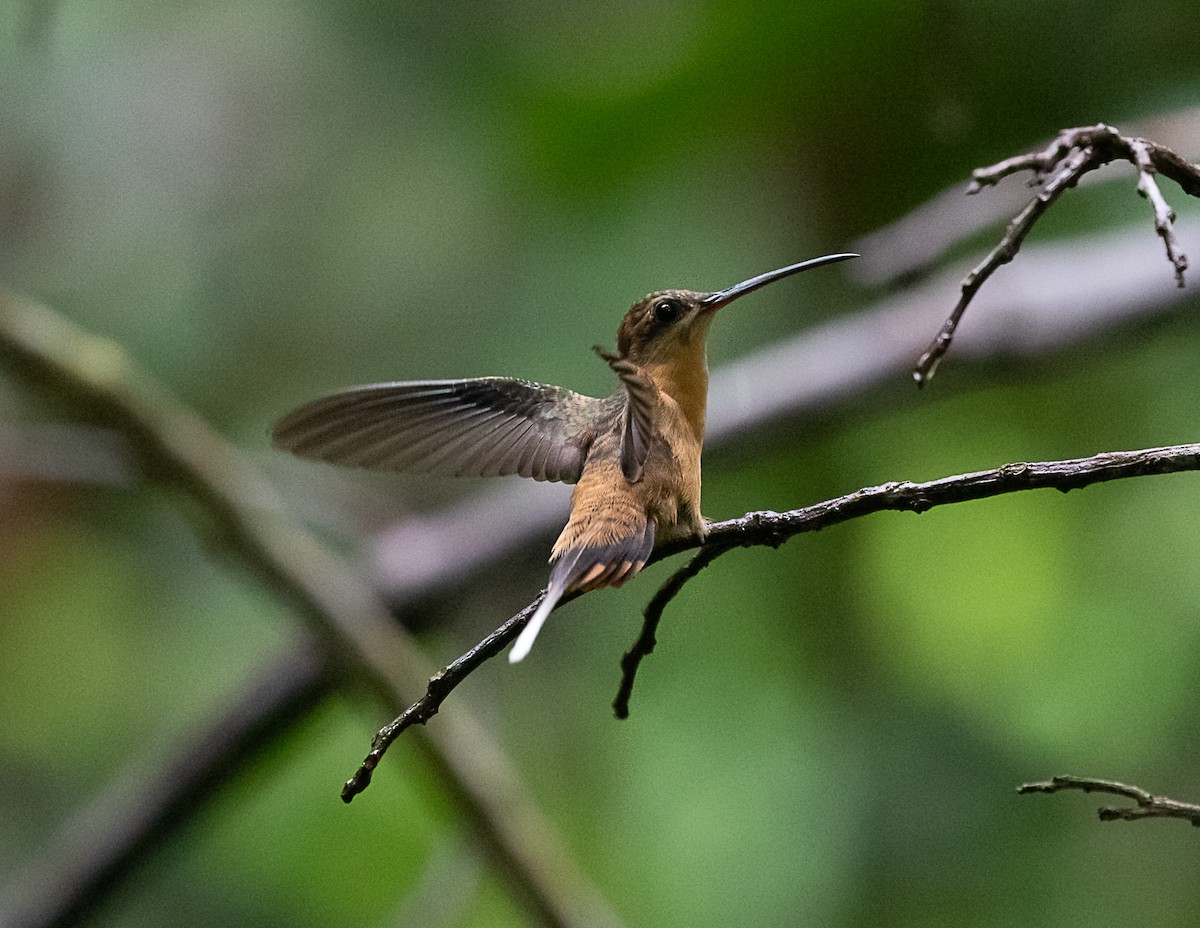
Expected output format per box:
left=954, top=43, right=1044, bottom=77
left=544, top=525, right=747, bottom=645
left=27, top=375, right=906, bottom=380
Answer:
left=2, top=1, right=1200, bottom=926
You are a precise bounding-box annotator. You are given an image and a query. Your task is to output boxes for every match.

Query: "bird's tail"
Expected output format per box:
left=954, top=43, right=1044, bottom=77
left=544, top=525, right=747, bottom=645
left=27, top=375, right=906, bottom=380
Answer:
left=508, top=520, right=656, bottom=663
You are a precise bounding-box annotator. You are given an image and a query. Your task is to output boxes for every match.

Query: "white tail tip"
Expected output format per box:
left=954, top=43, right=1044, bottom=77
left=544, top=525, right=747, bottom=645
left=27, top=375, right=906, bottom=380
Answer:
left=509, top=592, right=557, bottom=663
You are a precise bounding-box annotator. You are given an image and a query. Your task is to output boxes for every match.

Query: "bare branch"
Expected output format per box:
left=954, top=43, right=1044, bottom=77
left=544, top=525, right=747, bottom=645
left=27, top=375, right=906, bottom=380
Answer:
left=915, top=144, right=1100, bottom=385
left=850, top=106, right=1200, bottom=287
left=1018, top=776, right=1200, bottom=826
left=349, top=441, right=1200, bottom=785
left=915, top=124, right=1200, bottom=385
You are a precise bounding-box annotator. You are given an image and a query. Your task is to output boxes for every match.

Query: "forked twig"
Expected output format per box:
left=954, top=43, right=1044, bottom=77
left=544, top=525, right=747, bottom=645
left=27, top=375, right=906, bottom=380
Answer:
left=1018, top=775, right=1200, bottom=826
left=345, top=442, right=1200, bottom=799
left=915, top=124, right=1200, bottom=385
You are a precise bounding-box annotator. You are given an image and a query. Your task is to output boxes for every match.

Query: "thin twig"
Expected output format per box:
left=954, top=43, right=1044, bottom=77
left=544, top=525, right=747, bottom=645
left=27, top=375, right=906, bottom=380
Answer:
left=613, top=546, right=723, bottom=720
left=1129, top=138, right=1188, bottom=285
left=850, top=106, right=1200, bottom=287
left=347, top=441, right=1200, bottom=786
left=1018, top=775, right=1200, bottom=826
left=915, top=144, right=1099, bottom=386
left=343, top=594, right=547, bottom=801
left=915, top=124, right=1200, bottom=385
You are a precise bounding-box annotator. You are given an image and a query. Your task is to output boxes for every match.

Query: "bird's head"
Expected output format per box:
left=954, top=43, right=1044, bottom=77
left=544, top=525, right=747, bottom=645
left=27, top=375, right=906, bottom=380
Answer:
left=615, top=253, right=858, bottom=367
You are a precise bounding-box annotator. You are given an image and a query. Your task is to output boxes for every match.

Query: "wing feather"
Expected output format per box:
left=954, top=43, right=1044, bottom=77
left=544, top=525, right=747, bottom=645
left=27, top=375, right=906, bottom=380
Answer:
left=272, top=378, right=607, bottom=483
left=480, top=417, right=540, bottom=478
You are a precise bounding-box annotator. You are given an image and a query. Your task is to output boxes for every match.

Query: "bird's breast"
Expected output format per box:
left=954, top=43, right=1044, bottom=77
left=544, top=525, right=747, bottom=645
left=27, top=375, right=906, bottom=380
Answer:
left=643, top=348, right=709, bottom=445
left=632, top=407, right=704, bottom=538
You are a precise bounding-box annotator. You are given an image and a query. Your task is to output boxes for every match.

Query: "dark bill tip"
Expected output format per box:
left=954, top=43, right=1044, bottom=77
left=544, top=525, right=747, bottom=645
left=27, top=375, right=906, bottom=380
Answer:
left=700, top=252, right=859, bottom=309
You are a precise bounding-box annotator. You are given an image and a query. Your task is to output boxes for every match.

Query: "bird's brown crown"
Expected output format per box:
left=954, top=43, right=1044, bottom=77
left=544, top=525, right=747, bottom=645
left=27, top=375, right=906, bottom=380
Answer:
left=615, top=289, right=713, bottom=364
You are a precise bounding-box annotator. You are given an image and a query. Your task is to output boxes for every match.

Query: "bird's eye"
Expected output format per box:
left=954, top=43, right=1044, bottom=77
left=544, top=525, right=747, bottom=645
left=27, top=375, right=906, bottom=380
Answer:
left=653, top=299, right=682, bottom=324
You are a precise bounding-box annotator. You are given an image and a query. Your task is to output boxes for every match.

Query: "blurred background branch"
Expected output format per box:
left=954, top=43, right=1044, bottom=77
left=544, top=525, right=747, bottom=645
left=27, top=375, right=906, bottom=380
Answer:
left=0, top=287, right=622, bottom=928
left=2, top=642, right=329, bottom=928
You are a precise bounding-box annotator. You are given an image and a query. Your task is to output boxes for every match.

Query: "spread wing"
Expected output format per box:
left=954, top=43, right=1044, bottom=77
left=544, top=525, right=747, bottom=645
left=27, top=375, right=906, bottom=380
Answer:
left=271, top=378, right=608, bottom=483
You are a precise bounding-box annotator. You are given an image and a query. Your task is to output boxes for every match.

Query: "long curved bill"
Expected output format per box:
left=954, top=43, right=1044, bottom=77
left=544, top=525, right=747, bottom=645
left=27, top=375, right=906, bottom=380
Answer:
left=700, top=252, right=858, bottom=310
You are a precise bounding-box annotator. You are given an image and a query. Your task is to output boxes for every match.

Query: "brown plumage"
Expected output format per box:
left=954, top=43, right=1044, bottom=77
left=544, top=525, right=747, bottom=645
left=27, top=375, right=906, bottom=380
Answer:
left=271, top=253, right=856, bottom=661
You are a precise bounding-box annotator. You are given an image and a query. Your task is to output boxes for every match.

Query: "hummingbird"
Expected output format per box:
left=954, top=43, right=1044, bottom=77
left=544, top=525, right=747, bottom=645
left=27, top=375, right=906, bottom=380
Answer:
left=272, top=253, right=857, bottom=662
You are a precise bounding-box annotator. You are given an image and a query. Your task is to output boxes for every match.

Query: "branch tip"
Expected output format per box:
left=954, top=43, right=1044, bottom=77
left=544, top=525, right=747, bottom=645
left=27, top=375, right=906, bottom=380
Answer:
left=919, top=125, right=1198, bottom=380
left=1018, top=775, right=1200, bottom=826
